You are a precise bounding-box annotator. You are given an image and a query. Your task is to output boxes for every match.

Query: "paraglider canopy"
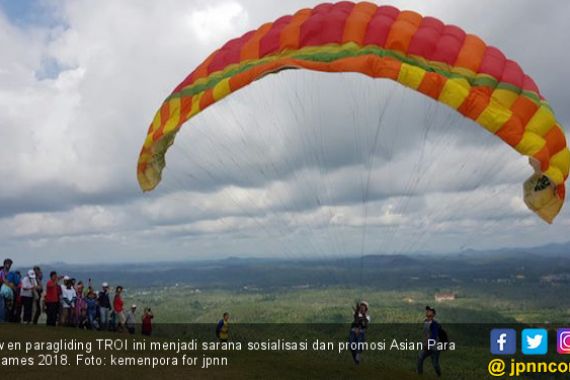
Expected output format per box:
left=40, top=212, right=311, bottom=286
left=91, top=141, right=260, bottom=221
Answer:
left=137, top=1, right=569, bottom=223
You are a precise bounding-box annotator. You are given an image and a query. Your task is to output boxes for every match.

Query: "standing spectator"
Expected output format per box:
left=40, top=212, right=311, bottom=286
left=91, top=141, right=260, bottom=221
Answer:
left=32, top=266, right=43, bottom=324
left=125, top=304, right=137, bottom=334
left=20, top=270, right=37, bottom=323
left=216, top=312, right=230, bottom=342
left=44, top=271, right=60, bottom=326
left=74, top=281, right=87, bottom=326
left=98, top=282, right=111, bottom=330
left=0, top=258, right=13, bottom=322
left=113, top=286, right=125, bottom=332
left=85, top=290, right=99, bottom=330
left=60, top=276, right=76, bottom=326
left=7, top=270, right=21, bottom=322
left=141, top=308, right=154, bottom=336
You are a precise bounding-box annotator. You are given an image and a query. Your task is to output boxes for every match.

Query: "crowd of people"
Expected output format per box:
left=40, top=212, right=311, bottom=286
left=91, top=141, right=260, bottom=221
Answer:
left=0, top=258, right=154, bottom=335
left=2, top=257, right=444, bottom=376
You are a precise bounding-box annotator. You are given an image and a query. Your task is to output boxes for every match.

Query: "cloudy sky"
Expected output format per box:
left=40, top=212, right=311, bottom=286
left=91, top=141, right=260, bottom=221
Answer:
left=1, top=0, right=569, bottom=266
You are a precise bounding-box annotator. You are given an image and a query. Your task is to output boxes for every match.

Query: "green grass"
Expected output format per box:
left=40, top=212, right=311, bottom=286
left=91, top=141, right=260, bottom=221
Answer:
left=125, top=285, right=548, bottom=324
left=4, top=281, right=568, bottom=379
left=0, top=324, right=444, bottom=380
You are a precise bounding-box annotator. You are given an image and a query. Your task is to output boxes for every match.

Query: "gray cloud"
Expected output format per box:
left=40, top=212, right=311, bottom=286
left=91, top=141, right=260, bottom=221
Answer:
left=0, top=0, right=568, bottom=265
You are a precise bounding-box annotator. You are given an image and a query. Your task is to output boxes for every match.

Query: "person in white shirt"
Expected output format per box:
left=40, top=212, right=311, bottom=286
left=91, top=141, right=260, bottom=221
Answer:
left=21, top=270, right=38, bottom=323
left=59, top=276, right=76, bottom=326
left=32, top=266, right=43, bottom=324
left=125, top=304, right=137, bottom=334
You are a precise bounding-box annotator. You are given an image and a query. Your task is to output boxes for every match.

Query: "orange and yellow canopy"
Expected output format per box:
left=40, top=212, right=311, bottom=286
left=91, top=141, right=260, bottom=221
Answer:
left=137, top=1, right=569, bottom=223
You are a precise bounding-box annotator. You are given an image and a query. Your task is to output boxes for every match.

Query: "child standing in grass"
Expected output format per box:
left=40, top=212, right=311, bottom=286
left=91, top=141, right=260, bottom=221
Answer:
left=142, top=308, right=154, bottom=336
left=85, top=290, right=99, bottom=330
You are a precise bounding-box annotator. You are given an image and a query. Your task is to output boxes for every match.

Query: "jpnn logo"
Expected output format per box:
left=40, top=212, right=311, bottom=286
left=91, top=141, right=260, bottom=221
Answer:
left=490, top=329, right=516, bottom=355
left=522, top=329, right=548, bottom=355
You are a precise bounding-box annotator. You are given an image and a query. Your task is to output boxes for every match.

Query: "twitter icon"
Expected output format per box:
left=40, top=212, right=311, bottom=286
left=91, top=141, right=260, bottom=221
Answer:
left=522, top=329, right=548, bottom=355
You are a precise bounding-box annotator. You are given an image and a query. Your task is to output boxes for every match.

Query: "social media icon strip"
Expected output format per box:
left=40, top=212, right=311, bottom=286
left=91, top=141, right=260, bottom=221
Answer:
left=522, top=328, right=548, bottom=355
left=491, top=329, right=516, bottom=355
left=557, top=329, right=570, bottom=354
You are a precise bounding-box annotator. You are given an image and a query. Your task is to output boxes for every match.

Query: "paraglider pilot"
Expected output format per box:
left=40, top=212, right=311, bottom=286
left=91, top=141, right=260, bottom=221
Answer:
left=349, top=301, right=369, bottom=365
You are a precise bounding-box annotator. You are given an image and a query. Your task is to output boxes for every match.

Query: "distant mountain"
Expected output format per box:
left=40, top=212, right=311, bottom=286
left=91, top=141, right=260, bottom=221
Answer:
left=20, top=240, right=570, bottom=290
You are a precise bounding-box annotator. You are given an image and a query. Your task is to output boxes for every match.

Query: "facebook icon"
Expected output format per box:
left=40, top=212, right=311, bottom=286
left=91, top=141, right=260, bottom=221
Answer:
left=491, top=329, right=517, bottom=355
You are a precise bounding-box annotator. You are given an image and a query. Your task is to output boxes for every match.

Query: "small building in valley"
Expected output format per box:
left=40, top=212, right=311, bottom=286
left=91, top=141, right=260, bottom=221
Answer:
left=434, top=292, right=456, bottom=302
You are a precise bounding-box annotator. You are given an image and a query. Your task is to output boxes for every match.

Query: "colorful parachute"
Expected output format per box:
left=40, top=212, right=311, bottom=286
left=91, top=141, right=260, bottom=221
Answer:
left=137, top=2, right=569, bottom=223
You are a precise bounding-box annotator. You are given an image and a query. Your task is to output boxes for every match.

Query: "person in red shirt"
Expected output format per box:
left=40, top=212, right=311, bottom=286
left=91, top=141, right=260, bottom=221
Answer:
left=141, top=308, right=154, bottom=336
left=44, top=271, right=61, bottom=326
left=113, top=286, right=125, bottom=332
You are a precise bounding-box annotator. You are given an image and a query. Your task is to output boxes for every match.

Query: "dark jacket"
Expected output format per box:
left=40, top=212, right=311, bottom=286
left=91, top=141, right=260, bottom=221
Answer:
left=98, top=291, right=111, bottom=308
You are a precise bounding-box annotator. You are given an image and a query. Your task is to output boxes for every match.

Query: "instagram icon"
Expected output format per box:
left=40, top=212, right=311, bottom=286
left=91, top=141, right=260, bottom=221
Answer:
left=557, top=329, right=570, bottom=354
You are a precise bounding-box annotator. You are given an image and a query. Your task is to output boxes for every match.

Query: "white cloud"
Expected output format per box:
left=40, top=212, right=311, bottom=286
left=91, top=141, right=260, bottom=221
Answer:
left=189, top=1, right=249, bottom=44
left=1, top=205, right=121, bottom=238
